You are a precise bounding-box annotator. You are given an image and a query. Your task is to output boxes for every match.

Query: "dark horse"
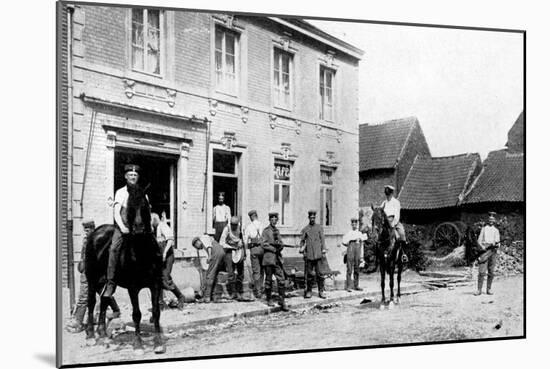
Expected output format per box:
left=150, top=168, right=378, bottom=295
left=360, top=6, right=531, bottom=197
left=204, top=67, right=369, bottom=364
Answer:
left=84, top=184, right=165, bottom=354
left=370, top=207, right=405, bottom=308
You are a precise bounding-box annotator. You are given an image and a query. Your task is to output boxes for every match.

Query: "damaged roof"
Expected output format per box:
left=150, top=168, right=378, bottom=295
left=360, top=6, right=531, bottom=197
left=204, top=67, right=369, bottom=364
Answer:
left=398, top=153, right=481, bottom=210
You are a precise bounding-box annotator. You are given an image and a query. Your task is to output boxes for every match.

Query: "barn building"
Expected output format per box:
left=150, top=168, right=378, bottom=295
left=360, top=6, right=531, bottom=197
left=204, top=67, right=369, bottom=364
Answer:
left=58, top=4, right=364, bottom=308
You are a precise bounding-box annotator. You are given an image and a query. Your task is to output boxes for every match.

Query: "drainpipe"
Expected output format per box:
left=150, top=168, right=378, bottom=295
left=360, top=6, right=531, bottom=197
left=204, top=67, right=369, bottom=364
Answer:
left=202, top=118, right=211, bottom=233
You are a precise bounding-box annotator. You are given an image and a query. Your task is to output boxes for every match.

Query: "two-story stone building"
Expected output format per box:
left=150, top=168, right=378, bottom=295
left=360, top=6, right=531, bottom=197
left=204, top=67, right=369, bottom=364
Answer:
left=58, top=3, right=363, bottom=305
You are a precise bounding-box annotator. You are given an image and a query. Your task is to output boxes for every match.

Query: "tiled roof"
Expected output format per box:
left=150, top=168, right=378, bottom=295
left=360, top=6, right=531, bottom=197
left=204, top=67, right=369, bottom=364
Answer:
left=359, top=117, right=419, bottom=171
left=398, top=153, right=481, bottom=210
left=463, top=149, right=524, bottom=204
left=506, top=111, right=524, bottom=152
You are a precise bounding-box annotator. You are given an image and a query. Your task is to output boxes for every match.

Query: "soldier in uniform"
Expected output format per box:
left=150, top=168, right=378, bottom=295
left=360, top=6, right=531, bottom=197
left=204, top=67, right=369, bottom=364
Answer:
left=244, top=210, right=264, bottom=298
left=300, top=210, right=328, bottom=299
left=220, top=216, right=245, bottom=300
left=212, top=192, right=231, bottom=242
left=103, top=164, right=144, bottom=298
left=191, top=234, right=227, bottom=303
left=261, top=212, right=289, bottom=311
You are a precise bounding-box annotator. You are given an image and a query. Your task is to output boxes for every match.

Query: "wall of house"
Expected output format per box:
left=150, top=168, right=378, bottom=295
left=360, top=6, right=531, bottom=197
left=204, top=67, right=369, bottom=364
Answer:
left=65, top=5, right=361, bottom=304
left=359, top=169, right=395, bottom=207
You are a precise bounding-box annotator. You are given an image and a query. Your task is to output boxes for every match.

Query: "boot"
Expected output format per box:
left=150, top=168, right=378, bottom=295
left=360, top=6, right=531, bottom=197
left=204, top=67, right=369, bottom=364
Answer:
left=304, top=290, right=312, bottom=299
left=474, top=276, right=484, bottom=296
left=278, top=287, right=289, bottom=311
left=203, top=285, right=213, bottom=303
left=265, top=289, right=275, bottom=307
left=318, top=277, right=326, bottom=299
left=486, top=276, right=494, bottom=295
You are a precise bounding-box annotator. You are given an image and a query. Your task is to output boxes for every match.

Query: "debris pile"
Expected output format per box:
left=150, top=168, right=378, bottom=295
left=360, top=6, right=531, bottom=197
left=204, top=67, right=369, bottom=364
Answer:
left=495, top=241, right=524, bottom=276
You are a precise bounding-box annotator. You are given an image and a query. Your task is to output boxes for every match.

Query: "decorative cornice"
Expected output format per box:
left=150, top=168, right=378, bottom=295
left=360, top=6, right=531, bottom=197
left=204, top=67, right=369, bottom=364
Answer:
left=221, top=131, right=237, bottom=150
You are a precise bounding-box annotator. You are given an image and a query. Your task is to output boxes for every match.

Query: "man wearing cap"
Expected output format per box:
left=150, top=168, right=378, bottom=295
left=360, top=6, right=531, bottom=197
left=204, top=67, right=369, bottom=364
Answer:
left=220, top=216, right=245, bottom=300
left=300, top=210, right=327, bottom=299
left=213, top=192, right=231, bottom=242
left=341, top=217, right=368, bottom=292
left=261, top=212, right=289, bottom=311
left=380, top=185, right=407, bottom=242
left=103, top=164, right=145, bottom=298
left=244, top=210, right=264, bottom=298
left=66, top=220, right=120, bottom=332
left=191, top=234, right=227, bottom=303
left=475, top=214, right=501, bottom=296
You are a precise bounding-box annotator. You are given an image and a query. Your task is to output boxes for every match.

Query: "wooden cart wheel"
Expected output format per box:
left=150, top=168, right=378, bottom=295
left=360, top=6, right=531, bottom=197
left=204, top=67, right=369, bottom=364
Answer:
left=433, top=222, right=461, bottom=254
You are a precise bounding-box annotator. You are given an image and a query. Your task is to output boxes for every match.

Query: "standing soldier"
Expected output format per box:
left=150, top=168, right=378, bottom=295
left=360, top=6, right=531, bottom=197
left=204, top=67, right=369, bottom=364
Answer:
left=475, top=214, right=501, bottom=296
left=341, top=218, right=368, bottom=292
left=103, top=164, right=144, bottom=298
left=220, top=216, right=245, bottom=300
left=261, top=212, right=289, bottom=311
left=244, top=210, right=264, bottom=299
left=300, top=210, right=327, bottom=299
left=212, top=192, right=231, bottom=242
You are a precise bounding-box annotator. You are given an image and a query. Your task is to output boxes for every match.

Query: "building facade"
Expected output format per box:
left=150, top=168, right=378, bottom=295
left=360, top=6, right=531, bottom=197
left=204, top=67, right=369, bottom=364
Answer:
left=60, top=4, right=363, bottom=303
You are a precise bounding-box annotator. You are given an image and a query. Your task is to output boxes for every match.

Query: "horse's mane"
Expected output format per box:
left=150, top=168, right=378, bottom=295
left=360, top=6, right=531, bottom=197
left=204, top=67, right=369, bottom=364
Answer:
left=126, top=184, right=152, bottom=234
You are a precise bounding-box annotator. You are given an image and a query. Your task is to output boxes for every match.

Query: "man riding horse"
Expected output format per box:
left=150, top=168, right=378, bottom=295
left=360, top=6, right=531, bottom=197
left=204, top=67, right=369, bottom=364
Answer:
left=103, top=164, right=147, bottom=298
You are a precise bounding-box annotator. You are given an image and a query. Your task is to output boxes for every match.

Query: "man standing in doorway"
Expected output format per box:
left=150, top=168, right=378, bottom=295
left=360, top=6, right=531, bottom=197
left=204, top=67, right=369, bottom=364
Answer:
left=261, top=212, right=289, bottom=311
left=475, top=214, right=501, bottom=296
left=103, top=164, right=143, bottom=298
left=244, top=210, right=264, bottom=299
left=380, top=185, right=407, bottom=243
left=300, top=210, right=327, bottom=299
left=213, top=192, right=231, bottom=242
left=220, top=216, right=245, bottom=300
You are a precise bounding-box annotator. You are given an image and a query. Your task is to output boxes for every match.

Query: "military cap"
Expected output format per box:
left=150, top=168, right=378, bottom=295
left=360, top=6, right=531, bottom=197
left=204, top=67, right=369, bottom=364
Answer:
left=308, top=210, right=317, bottom=216
left=384, top=185, right=395, bottom=192
left=268, top=212, right=279, bottom=218
left=230, top=216, right=240, bottom=225
left=82, top=219, right=95, bottom=229
left=191, top=236, right=201, bottom=247
left=248, top=209, right=258, bottom=217
left=124, top=164, right=140, bottom=173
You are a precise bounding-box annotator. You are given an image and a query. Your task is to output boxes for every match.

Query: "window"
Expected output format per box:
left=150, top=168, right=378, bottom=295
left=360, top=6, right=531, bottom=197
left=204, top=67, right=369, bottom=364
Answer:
left=131, top=9, right=162, bottom=75
left=273, top=161, right=292, bottom=226
left=215, top=27, right=239, bottom=95
left=319, top=67, right=335, bottom=121
left=273, top=48, right=292, bottom=109
left=320, top=168, right=334, bottom=226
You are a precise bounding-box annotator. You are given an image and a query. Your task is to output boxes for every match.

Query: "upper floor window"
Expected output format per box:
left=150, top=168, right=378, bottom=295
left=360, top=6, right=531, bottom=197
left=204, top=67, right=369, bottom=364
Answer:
left=131, top=9, right=162, bottom=75
left=273, top=160, right=292, bottom=226
left=319, top=67, right=335, bottom=121
left=215, top=27, right=240, bottom=95
left=273, top=48, right=293, bottom=109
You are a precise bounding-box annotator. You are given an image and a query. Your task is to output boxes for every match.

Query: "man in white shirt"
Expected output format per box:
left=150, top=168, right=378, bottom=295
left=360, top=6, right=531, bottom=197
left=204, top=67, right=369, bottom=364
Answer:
left=380, top=185, right=406, bottom=242
left=243, top=210, right=264, bottom=298
left=103, top=164, right=143, bottom=298
left=341, top=218, right=368, bottom=292
left=475, top=214, right=501, bottom=296
left=212, top=192, right=231, bottom=242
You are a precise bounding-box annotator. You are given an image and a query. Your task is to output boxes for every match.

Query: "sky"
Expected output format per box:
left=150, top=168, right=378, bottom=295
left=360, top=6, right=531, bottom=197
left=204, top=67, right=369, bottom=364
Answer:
left=309, top=20, right=524, bottom=159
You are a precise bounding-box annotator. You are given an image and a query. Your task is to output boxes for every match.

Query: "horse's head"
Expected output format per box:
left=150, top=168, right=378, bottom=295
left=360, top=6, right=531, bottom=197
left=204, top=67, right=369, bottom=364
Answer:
left=125, top=184, right=152, bottom=235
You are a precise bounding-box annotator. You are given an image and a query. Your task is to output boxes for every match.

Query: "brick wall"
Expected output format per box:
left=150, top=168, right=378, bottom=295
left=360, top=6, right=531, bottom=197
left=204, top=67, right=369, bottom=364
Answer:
left=359, top=169, right=395, bottom=207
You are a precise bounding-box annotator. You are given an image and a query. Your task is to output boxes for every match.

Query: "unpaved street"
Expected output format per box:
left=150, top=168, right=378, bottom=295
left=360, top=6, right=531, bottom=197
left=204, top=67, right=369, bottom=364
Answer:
left=62, top=275, right=524, bottom=366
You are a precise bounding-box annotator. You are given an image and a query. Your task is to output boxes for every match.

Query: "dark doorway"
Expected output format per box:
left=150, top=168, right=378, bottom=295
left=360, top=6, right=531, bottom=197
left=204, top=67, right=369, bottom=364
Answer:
left=114, top=149, right=178, bottom=243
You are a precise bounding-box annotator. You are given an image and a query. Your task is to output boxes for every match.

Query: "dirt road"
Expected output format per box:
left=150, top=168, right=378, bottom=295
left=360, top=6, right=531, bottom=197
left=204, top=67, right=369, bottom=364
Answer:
left=62, top=275, right=524, bottom=366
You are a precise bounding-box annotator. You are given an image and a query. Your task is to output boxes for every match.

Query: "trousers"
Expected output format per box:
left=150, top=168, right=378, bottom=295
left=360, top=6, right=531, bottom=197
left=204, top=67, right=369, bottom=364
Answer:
left=73, top=273, right=119, bottom=324
left=346, top=242, right=362, bottom=289
left=478, top=249, right=497, bottom=278
left=223, top=250, right=244, bottom=295
left=249, top=245, right=264, bottom=295
left=264, top=263, right=285, bottom=292
left=107, top=227, right=124, bottom=281
left=305, top=258, right=325, bottom=292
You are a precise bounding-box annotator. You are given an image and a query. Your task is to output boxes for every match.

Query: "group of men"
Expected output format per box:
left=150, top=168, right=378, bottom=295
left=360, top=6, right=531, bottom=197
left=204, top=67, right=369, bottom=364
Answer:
left=68, top=164, right=502, bottom=329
